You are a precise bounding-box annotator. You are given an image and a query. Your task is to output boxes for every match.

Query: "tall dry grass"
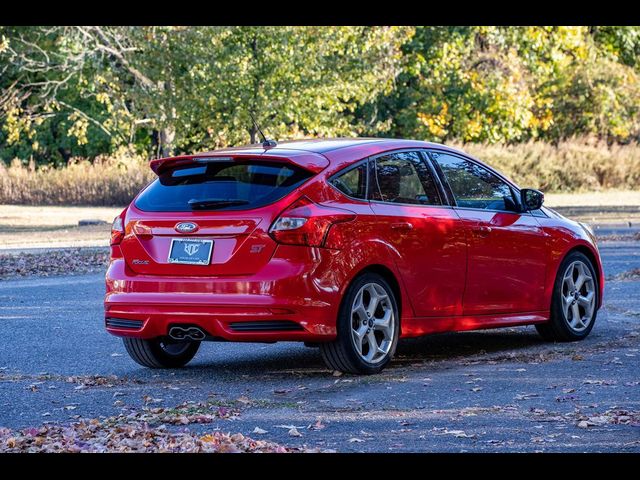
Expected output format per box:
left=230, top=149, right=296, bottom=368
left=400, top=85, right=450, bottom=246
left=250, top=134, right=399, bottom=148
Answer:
left=0, top=149, right=155, bottom=206
left=0, top=138, right=638, bottom=206
left=453, top=138, right=640, bottom=192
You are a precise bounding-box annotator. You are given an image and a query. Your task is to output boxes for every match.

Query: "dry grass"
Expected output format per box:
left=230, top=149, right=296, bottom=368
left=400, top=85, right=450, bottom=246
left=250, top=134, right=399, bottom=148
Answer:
left=0, top=149, right=155, bottom=206
left=544, top=191, right=640, bottom=207
left=452, top=138, right=640, bottom=193
left=0, top=138, right=638, bottom=206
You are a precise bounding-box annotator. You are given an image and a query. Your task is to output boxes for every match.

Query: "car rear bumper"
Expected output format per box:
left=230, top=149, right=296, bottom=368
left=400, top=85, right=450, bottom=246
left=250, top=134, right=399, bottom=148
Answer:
left=104, top=247, right=342, bottom=342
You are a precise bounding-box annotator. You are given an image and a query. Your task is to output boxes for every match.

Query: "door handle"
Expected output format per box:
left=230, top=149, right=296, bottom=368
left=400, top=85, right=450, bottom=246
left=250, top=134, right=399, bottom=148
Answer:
left=391, top=222, right=414, bottom=231
left=471, top=225, right=492, bottom=237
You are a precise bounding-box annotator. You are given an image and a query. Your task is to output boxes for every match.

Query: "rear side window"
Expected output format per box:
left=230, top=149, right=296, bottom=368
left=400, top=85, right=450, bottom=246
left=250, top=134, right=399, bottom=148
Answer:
left=431, top=152, right=516, bottom=211
left=370, top=151, right=442, bottom=205
left=329, top=162, right=367, bottom=199
left=135, top=160, right=313, bottom=212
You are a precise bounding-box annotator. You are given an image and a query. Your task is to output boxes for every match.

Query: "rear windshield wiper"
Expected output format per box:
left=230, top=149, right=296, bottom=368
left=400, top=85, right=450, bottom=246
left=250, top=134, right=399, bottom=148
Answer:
left=188, top=198, right=250, bottom=210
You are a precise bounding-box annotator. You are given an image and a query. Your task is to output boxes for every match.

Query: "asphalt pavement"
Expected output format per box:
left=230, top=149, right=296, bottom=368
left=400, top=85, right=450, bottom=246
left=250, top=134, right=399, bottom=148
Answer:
left=0, top=240, right=638, bottom=452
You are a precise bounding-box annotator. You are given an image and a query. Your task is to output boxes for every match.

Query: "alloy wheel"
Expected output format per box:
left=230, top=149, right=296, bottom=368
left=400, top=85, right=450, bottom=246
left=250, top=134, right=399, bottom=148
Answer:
left=561, top=260, right=596, bottom=332
left=350, top=282, right=395, bottom=364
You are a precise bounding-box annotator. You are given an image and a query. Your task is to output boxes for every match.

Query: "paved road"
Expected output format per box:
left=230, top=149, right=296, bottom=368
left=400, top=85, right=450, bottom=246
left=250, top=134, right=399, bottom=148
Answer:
left=0, top=241, right=639, bottom=452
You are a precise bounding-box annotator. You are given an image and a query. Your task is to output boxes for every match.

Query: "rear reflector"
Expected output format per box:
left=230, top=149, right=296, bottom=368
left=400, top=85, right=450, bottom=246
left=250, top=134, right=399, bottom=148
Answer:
left=105, top=318, right=143, bottom=330
left=229, top=321, right=304, bottom=332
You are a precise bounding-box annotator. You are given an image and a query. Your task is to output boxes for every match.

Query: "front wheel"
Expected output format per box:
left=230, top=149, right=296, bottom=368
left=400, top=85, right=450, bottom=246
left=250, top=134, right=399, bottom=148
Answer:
left=123, top=337, right=200, bottom=368
left=320, top=273, right=400, bottom=374
left=536, top=251, right=599, bottom=342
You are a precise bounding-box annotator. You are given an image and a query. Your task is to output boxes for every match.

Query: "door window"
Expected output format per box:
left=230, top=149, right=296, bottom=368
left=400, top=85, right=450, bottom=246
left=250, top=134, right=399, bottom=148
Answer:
left=370, top=151, right=442, bottom=205
left=431, top=152, right=517, bottom=211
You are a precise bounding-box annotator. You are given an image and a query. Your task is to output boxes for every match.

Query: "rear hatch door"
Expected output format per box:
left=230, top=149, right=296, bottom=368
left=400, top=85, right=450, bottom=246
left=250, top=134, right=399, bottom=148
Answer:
left=120, top=154, right=322, bottom=276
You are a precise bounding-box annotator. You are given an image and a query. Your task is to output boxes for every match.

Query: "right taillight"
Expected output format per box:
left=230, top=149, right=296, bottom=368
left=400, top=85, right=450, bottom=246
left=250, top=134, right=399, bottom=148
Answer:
left=110, top=213, right=125, bottom=246
left=269, top=197, right=355, bottom=247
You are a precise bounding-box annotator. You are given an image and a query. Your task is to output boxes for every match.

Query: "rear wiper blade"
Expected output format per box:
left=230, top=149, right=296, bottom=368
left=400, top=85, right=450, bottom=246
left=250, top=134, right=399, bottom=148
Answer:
left=188, top=198, right=249, bottom=210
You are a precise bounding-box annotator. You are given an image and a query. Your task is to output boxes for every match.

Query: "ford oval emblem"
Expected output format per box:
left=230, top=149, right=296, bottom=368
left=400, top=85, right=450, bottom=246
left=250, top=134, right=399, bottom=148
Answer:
left=175, top=222, right=198, bottom=233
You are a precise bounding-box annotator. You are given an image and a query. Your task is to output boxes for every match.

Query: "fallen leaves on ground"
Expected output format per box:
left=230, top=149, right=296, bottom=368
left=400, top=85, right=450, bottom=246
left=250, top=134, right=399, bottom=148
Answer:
left=0, top=248, right=109, bottom=280
left=0, top=423, right=290, bottom=453
left=515, top=393, right=541, bottom=401
left=576, top=409, right=640, bottom=429
left=432, top=427, right=477, bottom=439
left=2, top=372, right=143, bottom=390
left=607, top=268, right=640, bottom=281
left=69, top=375, right=144, bottom=389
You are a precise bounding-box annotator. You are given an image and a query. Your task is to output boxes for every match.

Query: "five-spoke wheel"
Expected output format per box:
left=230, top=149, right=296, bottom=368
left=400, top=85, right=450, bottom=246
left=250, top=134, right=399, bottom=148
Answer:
left=350, top=283, right=396, bottom=364
left=320, top=273, right=399, bottom=374
left=536, top=251, right=599, bottom=341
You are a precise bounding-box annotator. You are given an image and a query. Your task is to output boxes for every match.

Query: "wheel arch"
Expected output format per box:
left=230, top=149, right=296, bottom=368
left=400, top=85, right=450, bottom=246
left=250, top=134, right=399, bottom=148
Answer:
left=355, top=264, right=403, bottom=319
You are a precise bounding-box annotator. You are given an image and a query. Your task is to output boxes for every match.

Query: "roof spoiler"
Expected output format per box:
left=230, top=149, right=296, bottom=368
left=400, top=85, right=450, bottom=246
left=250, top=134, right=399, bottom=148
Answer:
left=149, top=153, right=329, bottom=176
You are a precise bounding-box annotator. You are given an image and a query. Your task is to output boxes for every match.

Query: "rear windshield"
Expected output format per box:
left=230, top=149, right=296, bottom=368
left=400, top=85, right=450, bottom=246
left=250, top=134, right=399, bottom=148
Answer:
left=135, top=160, right=313, bottom=212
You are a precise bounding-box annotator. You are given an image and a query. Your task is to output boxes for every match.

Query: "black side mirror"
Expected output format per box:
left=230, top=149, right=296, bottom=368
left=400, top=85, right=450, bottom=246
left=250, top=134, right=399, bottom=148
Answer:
left=520, top=188, right=544, bottom=211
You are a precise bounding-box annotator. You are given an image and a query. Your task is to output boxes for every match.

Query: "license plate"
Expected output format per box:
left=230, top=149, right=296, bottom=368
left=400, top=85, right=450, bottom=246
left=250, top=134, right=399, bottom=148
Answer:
left=168, top=238, right=213, bottom=266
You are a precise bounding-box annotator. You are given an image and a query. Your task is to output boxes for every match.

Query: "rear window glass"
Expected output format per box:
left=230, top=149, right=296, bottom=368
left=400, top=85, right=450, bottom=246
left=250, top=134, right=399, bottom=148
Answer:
left=135, top=160, right=313, bottom=212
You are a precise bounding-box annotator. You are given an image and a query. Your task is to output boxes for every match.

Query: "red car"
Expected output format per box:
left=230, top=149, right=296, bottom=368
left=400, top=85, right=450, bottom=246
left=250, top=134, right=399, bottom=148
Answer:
left=105, top=138, right=604, bottom=374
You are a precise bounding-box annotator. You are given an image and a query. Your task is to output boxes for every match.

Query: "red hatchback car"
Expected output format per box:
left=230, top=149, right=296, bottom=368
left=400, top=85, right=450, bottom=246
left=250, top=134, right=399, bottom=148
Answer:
left=105, top=138, right=604, bottom=374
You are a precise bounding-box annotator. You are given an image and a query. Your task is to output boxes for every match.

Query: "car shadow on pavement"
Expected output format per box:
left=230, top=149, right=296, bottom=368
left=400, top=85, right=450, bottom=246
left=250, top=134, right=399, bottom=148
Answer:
left=155, top=327, right=547, bottom=378
left=395, top=327, right=546, bottom=363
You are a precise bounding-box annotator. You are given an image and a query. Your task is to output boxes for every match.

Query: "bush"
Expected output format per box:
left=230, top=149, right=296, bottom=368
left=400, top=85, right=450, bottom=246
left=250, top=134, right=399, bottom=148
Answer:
left=0, top=138, right=638, bottom=206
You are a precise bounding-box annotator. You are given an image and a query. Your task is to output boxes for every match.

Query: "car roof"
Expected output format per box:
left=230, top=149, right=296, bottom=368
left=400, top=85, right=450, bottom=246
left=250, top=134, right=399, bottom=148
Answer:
left=196, top=137, right=462, bottom=157
left=152, top=138, right=475, bottom=177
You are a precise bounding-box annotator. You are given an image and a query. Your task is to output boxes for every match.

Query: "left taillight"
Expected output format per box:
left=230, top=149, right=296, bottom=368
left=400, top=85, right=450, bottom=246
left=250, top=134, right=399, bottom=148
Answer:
left=110, top=213, right=125, bottom=246
left=269, top=197, right=355, bottom=247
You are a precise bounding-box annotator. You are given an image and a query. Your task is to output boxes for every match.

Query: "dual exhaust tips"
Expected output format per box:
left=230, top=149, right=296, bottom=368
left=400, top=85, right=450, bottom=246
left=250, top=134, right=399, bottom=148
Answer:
left=168, top=326, right=206, bottom=341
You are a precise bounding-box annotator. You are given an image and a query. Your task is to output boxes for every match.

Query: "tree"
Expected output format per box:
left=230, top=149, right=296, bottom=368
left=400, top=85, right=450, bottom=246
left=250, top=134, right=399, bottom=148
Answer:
left=366, top=26, right=640, bottom=144
left=0, top=26, right=412, bottom=163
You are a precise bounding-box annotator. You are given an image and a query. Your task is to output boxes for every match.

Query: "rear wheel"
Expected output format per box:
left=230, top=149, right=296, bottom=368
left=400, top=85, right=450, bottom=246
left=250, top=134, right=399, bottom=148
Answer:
left=536, top=251, right=598, bottom=342
left=320, top=273, right=400, bottom=374
left=123, top=337, right=200, bottom=368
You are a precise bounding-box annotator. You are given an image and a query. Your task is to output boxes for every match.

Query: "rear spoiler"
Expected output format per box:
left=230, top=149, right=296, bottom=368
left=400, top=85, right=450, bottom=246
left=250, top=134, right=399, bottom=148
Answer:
left=149, top=152, right=329, bottom=176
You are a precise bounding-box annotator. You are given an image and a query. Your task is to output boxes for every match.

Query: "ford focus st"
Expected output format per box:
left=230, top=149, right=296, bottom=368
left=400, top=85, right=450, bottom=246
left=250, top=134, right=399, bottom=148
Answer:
left=105, top=138, right=604, bottom=374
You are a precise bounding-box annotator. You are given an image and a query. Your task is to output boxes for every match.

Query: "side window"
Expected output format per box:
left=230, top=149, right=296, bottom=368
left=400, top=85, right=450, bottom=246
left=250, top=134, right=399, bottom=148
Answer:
left=370, top=151, right=442, bottom=205
left=330, top=162, right=368, bottom=199
left=431, top=152, right=517, bottom=211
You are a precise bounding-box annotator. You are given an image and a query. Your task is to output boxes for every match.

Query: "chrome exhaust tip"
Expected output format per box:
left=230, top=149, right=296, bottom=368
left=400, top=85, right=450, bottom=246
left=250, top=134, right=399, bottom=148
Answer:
left=168, top=326, right=206, bottom=341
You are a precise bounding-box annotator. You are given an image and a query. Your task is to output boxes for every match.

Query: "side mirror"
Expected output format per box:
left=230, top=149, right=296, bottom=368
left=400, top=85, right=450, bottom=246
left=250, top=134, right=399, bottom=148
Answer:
left=520, top=188, right=544, bottom=211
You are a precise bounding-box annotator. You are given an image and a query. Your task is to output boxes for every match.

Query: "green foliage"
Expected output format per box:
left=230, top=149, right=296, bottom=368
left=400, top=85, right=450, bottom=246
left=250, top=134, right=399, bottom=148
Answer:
left=0, top=26, right=411, bottom=163
left=368, top=26, right=640, bottom=144
left=2, top=26, right=640, bottom=167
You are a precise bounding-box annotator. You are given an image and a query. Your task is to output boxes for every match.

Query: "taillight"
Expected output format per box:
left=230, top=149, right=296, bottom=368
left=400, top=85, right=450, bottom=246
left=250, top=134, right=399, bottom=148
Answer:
left=110, top=214, right=125, bottom=246
left=269, top=197, right=355, bottom=247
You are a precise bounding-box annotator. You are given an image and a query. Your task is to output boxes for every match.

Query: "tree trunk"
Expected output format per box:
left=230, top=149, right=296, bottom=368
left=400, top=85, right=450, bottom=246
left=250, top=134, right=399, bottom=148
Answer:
left=250, top=126, right=257, bottom=144
left=159, top=126, right=176, bottom=157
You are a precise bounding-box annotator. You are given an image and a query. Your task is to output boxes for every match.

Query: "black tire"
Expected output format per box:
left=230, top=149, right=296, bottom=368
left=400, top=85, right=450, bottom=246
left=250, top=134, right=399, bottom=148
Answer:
left=123, top=337, right=200, bottom=368
left=320, top=272, right=400, bottom=374
left=536, top=251, right=599, bottom=342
